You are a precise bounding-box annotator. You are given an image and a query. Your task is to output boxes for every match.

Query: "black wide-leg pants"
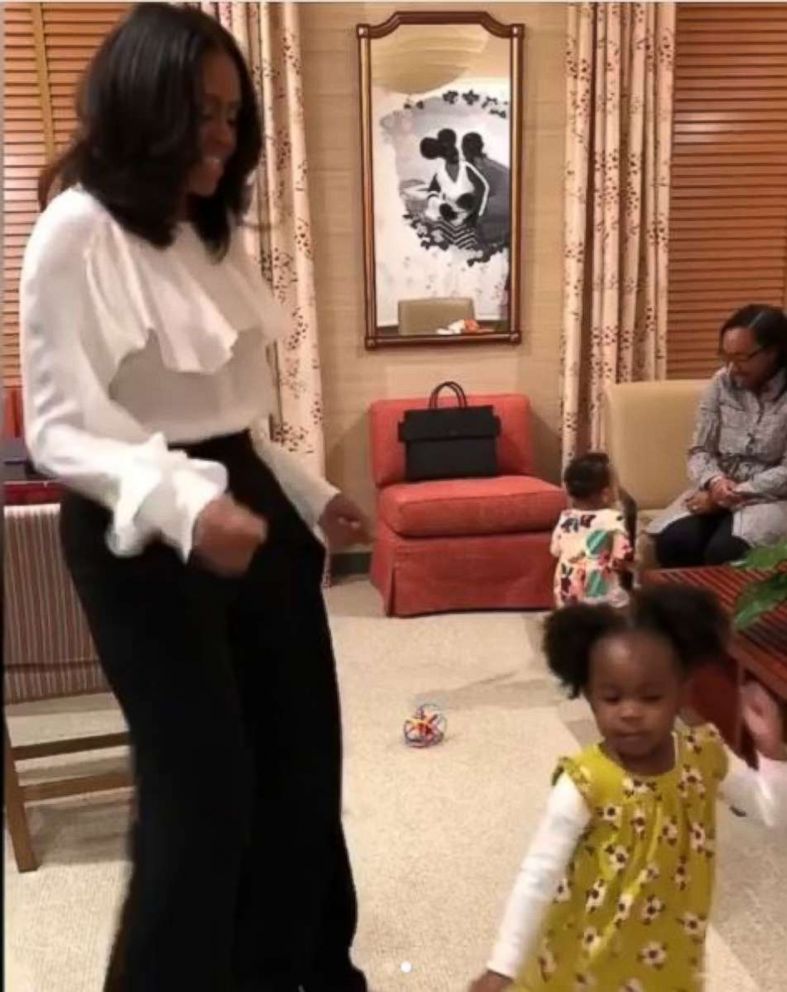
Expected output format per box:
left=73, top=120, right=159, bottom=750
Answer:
left=59, top=431, right=365, bottom=992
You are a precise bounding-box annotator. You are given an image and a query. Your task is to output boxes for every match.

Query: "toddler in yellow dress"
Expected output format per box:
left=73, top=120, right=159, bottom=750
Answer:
left=469, top=585, right=787, bottom=992
left=551, top=452, right=633, bottom=608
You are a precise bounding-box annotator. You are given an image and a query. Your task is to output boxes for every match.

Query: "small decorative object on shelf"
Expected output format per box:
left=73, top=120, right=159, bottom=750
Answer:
left=403, top=703, right=447, bottom=748
left=435, top=318, right=490, bottom=336
left=732, top=540, right=787, bottom=630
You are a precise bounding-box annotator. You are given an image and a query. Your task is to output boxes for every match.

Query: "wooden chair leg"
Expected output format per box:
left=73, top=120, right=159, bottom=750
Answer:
left=3, top=716, right=38, bottom=872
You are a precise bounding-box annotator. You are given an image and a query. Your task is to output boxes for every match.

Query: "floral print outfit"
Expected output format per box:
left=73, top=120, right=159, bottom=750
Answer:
left=514, top=727, right=725, bottom=991
left=551, top=508, right=633, bottom=608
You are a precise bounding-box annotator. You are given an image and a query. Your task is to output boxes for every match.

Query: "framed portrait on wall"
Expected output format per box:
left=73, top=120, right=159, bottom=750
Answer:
left=358, top=12, right=524, bottom=348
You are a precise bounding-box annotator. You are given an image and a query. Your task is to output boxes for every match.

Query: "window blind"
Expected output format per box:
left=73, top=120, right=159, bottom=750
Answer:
left=668, top=2, right=787, bottom=378
left=2, top=3, right=128, bottom=387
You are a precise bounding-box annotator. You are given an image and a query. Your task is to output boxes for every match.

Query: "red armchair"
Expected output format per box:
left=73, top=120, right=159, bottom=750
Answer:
left=369, top=393, right=566, bottom=617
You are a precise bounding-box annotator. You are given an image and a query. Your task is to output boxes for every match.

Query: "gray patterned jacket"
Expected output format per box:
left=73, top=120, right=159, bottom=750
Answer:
left=648, top=368, right=787, bottom=547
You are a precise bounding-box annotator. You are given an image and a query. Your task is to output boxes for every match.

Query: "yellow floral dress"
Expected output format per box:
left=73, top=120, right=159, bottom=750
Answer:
left=514, top=725, right=727, bottom=992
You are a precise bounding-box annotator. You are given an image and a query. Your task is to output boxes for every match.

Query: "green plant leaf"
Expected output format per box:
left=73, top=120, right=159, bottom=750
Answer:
left=734, top=571, right=787, bottom=630
left=735, top=572, right=784, bottom=609
left=732, top=540, right=787, bottom=571
left=734, top=600, right=768, bottom=631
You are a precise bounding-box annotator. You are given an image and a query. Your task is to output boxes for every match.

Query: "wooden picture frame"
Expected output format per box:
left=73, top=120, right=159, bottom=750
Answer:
left=357, top=11, right=524, bottom=349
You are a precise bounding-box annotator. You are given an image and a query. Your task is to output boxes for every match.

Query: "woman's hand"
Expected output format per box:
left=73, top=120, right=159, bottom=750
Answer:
left=709, top=476, right=743, bottom=509
left=468, top=971, right=512, bottom=992
left=684, top=490, right=716, bottom=515
left=192, top=495, right=268, bottom=576
left=318, top=493, right=371, bottom=550
left=741, top=681, right=786, bottom=761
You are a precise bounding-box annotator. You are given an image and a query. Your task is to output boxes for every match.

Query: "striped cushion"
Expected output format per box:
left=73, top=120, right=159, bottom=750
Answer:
left=4, top=504, right=109, bottom=704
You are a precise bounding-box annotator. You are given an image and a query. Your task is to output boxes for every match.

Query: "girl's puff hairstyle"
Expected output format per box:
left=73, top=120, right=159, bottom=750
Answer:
left=543, top=585, right=729, bottom=699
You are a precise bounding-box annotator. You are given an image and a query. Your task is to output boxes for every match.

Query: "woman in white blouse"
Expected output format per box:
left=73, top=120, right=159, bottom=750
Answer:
left=21, top=6, right=368, bottom=991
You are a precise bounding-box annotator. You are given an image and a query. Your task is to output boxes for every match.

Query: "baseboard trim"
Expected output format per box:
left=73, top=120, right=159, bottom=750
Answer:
left=330, top=551, right=371, bottom=578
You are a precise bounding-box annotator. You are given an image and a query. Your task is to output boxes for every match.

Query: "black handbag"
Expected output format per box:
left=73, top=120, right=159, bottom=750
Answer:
left=398, top=381, right=500, bottom=482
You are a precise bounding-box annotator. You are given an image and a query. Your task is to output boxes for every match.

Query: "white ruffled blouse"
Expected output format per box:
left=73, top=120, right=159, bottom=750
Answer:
left=20, top=187, right=336, bottom=560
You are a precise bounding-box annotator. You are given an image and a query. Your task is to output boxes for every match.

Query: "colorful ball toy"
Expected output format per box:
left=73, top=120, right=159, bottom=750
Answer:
left=403, top=703, right=446, bottom=748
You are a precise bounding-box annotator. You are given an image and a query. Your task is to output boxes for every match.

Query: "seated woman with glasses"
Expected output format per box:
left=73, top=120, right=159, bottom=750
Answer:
left=649, top=304, right=787, bottom=568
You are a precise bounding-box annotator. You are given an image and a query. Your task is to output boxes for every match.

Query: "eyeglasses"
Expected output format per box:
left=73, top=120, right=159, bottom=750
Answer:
left=719, top=346, right=765, bottom=369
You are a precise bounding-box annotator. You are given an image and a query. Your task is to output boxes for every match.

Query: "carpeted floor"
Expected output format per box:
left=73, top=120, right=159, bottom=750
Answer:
left=5, top=579, right=786, bottom=991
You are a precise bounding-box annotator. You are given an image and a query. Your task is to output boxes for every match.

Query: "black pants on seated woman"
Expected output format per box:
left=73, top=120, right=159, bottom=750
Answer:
left=654, top=511, right=750, bottom=569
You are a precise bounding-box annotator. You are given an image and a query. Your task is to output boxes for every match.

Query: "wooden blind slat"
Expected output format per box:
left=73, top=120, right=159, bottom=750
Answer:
left=2, top=2, right=129, bottom=388
left=668, top=3, right=787, bottom=379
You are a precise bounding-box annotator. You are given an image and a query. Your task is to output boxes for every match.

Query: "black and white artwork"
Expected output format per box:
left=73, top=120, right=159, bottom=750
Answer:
left=372, top=82, right=512, bottom=329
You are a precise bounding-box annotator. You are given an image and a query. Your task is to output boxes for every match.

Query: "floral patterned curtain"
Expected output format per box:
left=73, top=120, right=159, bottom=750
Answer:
left=561, top=2, right=675, bottom=463
left=197, top=2, right=325, bottom=475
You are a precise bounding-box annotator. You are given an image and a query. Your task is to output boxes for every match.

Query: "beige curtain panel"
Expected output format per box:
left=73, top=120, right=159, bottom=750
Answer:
left=561, top=2, right=675, bottom=462
left=198, top=1, right=326, bottom=474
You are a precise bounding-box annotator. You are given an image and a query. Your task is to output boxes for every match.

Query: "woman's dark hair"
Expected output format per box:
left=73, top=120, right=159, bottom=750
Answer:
left=563, top=451, right=612, bottom=500
left=462, top=132, right=484, bottom=161
left=720, top=304, right=787, bottom=377
left=543, top=585, right=729, bottom=699
left=39, top=2, right=262, bottom=256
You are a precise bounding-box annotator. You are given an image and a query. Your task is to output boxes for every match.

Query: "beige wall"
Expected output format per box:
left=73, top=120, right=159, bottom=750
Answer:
left=301, top=2, right=567, bottom=520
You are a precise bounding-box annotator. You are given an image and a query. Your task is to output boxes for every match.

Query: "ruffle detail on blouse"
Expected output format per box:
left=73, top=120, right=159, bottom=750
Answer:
left=81, top=197, right=287, bottom=377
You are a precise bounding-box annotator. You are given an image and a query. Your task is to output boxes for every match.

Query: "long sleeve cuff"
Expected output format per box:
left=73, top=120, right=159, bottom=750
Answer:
left=733, top=481, right=758, bottom=496
left=734, top=477, right=787, bottom=501
left=697, top=469, right=722, bottom=490
left=486, top=775, right=590, bottom=980
left=107, top=434, right=227, bottom=560
left=721, top=747, right=787, bottom=828
left=757, top=753, right=787, bottom=827
left=486, top=883, right=559, bottom=979
left=297, top=473, right=339, bottom=530
left=252, top=430, right=338, bottom=530
left=487, top=945, right=527, bottom=980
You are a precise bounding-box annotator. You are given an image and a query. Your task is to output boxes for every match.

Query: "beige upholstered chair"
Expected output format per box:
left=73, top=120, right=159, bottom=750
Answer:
left=603, top=380, right=708, bottom=567
left=4, top=503, right=131, bottom=871
left=397, top=297, right=475, bottom=336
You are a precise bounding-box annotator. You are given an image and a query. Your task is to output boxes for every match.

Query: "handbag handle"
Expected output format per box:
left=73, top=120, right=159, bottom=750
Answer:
left=428, top=381, right=468, bottom=409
